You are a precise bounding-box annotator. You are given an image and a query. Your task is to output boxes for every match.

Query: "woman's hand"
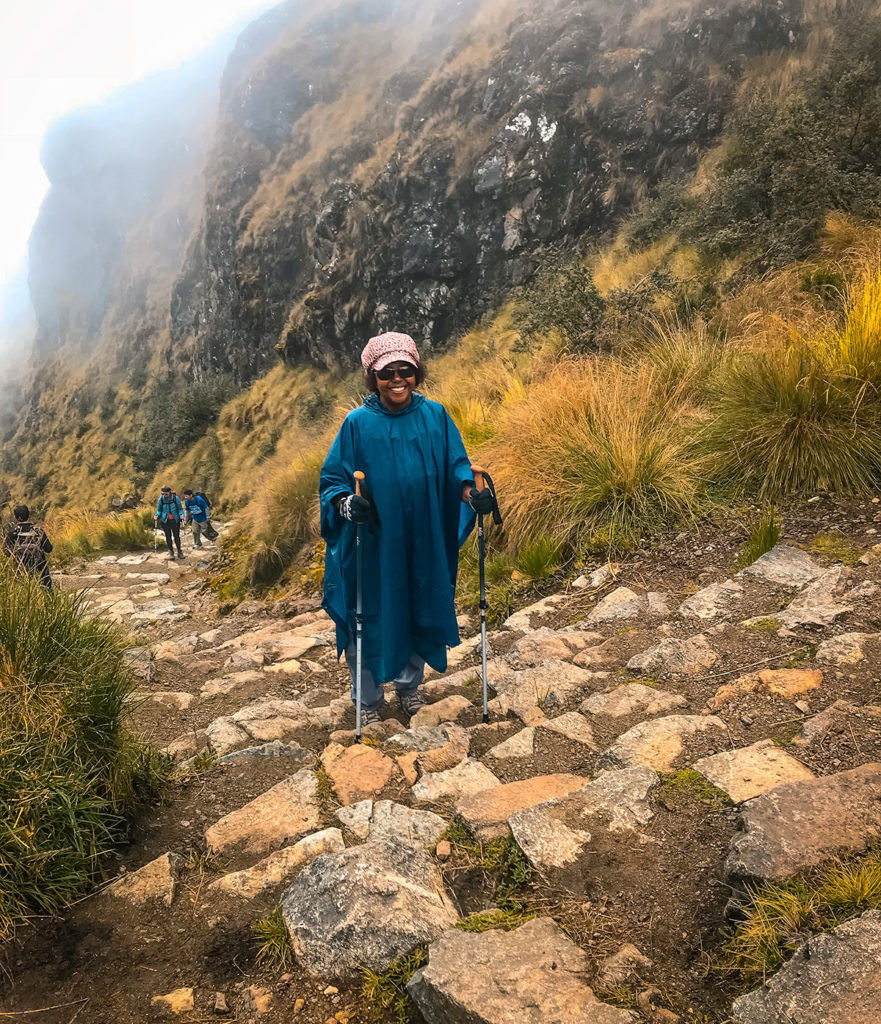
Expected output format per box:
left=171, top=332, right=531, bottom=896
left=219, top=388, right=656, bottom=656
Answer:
left=467, top=485, right=495, bottom=515
left=336, top=493, right=373, bottom=524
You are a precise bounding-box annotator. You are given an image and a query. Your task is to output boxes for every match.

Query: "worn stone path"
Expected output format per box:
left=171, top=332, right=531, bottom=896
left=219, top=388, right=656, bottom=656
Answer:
left=7, top=528, right=881, bottom=1023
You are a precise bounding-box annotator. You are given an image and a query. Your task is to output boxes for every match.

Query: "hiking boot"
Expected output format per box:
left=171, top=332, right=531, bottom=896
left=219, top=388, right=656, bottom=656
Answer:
left=398, top=690, right=427, bottom=718
left=176, top=550, right=184, bottom=559
left=166, top=553, right=176, bottom=561
left=359, top=707, right=382, bottom=726
left=194, top=543, right=203, bottom=549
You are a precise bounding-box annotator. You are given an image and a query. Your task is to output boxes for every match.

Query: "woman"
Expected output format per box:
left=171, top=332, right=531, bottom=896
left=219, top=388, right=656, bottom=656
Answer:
left=320, top=332, right=494, bottom=723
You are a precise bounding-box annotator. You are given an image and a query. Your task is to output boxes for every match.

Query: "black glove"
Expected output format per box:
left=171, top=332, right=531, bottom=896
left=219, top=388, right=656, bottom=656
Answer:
left=468, top=486, right=495, bottom=515
left=336, top=493, right=372, bottom=524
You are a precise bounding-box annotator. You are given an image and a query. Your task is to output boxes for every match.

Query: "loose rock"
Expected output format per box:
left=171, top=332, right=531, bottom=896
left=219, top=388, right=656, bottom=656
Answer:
left=412, top=758, right=501, bottom=805
left=208, top=829, right=345, bottom=898
left=581, top=683, right=687, bottom=719
left=408, top=917, right=636, bottom=1023
left=321, top=743, right=399, bottom=805
left=740, top=544, right=824, bottom=588
left=456, top=773, right=588, bottom=840
left=281, top=838, right=459, bottom=978
left=106, top=852, right=181, bottom=907
left=626, top=635, right=717, bottom=676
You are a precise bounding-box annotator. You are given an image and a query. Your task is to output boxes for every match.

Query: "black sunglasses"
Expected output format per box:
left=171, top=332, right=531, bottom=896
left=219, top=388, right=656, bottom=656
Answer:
left=376, top=364, right=417, bottom=381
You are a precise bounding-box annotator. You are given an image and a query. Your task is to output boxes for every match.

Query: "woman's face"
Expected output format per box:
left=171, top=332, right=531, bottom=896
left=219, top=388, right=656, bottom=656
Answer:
left=375, top=361, right=417, bottom=409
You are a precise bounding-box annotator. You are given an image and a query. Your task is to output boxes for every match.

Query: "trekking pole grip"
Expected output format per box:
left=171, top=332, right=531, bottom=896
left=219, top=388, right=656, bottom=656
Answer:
left=354, top=470, right=365, bottom=496
left=471, top=465, right=485, bottom=492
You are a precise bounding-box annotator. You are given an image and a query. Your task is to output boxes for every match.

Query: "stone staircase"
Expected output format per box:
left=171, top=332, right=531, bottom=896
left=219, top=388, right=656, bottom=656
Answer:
left=6, top=524, right=881, bottom=1023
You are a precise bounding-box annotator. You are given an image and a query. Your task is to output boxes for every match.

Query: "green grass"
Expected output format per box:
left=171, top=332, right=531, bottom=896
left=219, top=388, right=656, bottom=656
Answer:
left=253, top=905, right=293, bottom=971
left=50, top=507, right=155, bottom=565
left=735, top=507, right=781, bottom=570
left=720, top=851, right=881, bottom=983
left=0, top=562, right=170, bottom=941
left=810, top=531, right=863, bottom=565
left=516, top=535, right=563, bottom=581
left=743, top=617, right=781, bottom=631
left=455, top=907, right=537, bottom=933
left=362, top=948, right=427, bottom=1024
left=656, top=770, right=731, bottom=811
left=439, top=823, right=534, bottom=911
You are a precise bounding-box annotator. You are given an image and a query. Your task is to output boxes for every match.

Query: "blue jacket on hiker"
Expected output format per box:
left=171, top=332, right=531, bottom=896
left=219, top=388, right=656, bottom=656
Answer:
left=184, top=494, right=209, bottom=523
left=155, top=493, right=183, bottom=522
left=319, top=392, right=476, bottom=686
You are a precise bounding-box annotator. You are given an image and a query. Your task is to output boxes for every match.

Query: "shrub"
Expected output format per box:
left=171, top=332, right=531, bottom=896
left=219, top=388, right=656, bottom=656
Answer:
left=0, top=564, right=169, bottom=940
left=49, top=508, right=154, bottom=564
left=484, top=359, right=704, bottom=553
left=688, top=16, right=881, bottom=266
left=704, top=341, right=881, bottom=496
left=512, top=253, right=605, bottom=350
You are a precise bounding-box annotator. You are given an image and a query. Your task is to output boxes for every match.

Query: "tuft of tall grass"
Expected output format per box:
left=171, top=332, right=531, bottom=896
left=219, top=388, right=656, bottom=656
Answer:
left=735, top=507, right=781, bottom=570
left=224, top=452, right=323, bottom=588
left=704, top=341, right=881, bottom=497
left=483, top=359, right=704, bottom=554
left=362, top=948, right=428, bottom=1024
left=49, top=507, right=154, bottom=564
left=516, top=535, right=563, bottom=581
left=637, top=318, right=729, bottom=404
left=828, top=265, right=881, bottom=389
left=253, top=905, right=294, bottom=971
left=720, top=852, right=881, bottom=982
left=0, top=563, right=169, bottom=941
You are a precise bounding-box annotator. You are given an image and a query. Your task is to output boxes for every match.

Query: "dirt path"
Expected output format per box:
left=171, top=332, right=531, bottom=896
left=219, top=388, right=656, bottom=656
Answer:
left=3, top=499, right=881, bottom=1023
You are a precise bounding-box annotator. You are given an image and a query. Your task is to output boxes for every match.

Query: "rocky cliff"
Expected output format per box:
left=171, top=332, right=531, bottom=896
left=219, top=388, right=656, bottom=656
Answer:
left=29, top=0, right=802, bottom=383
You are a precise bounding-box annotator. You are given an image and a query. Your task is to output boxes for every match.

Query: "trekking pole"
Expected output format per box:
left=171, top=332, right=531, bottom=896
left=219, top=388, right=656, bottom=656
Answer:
left=354, top=470, right=365, bottom=744
left=471, top=465, right=490, bottom=724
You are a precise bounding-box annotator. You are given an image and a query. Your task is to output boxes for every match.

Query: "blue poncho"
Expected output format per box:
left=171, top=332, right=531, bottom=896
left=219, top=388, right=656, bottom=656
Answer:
left=320, top=392, right=476, bottom=685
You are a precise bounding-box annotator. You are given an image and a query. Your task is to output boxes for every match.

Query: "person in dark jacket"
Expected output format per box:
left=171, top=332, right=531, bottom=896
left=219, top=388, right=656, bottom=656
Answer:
left=3, top=504, right=53, bottom=588
left=154, top=486, right=184, bottom=560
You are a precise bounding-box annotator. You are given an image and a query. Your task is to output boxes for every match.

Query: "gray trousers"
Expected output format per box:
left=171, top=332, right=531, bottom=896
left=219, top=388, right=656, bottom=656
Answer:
left=345, top=644, right=425, bottom=710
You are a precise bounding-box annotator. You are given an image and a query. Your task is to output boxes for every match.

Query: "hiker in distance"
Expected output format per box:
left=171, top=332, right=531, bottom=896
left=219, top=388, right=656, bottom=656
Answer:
left=154, top=485, right=184, bottom=561
left=3, top=504, right=53, bottom=588
left=319, top=331, right=496, bottom=724
left=182, top=489, right=217, bottom=548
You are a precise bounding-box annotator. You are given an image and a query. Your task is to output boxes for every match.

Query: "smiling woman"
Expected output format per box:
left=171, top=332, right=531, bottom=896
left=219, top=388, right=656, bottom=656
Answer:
left=319, top=331, right=495, bottom=727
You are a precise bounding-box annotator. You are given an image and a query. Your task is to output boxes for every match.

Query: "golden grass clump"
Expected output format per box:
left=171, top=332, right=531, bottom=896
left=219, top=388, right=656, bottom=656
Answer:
left=48, top=507, right=154, bottom=564
left=483, top=358, right=704, bottom=553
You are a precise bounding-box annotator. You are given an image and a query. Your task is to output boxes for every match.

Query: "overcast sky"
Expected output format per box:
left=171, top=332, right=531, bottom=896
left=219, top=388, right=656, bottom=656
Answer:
left=0, top=0, right=274, bottom=297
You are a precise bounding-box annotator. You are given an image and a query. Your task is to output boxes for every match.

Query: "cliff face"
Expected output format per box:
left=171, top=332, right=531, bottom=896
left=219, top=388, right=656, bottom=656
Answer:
left=10, top=0, right=812, bottom=506
left=169, top=0, right=801, bottom=379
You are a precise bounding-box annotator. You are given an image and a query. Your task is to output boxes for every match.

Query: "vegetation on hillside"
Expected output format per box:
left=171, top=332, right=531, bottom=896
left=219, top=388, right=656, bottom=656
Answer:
left=0, top=562, right=169, bottom=940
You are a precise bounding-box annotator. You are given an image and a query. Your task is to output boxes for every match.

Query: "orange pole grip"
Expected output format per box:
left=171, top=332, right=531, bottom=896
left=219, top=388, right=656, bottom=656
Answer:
left=354, top=470, right=365, bottom=496
left=470, top=464, right=485, bottom=492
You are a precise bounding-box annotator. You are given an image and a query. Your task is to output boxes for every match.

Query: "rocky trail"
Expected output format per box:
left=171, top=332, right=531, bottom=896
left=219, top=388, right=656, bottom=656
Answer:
left=4, top=500, right=881, bottom=1023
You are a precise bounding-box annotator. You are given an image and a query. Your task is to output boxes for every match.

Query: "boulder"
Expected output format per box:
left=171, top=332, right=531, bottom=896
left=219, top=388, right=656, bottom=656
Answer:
left=725, top=764, right=881, bottom=885
left=205, top=770, right=321, bottom=860
left=731, top=910, right=881, bottom=1023
left=456, top=774, right=588, bottom=840
left=581, top=683, right=687, bottom=719
left=679, top=579, right=743, bottom=620
left=626, top=635, right=717, bottom=676
left=412, top=759, right=501, bottom=805
left=587, top=587, right=645, bottom=623
left=408, top=917, right=636, bottom=1024
left=509, top=768, right=658, bottom=874
left=281, top=838, right=458, bottom=978
left=223, top=649, right=266, bottom=672
left=740, top=545, right=824, bottom=588
left=693, top=740, right=814, bottom=803
left=208, top=829, right=345, bottom=899
left=321, top=743, right=399, bottom=805
left=601, top=715, right=728, bottom=772
left=205, top=717, right=251, bottom=755
left=106, top=852, right=181, bottom=907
